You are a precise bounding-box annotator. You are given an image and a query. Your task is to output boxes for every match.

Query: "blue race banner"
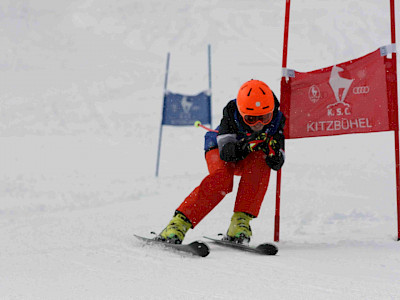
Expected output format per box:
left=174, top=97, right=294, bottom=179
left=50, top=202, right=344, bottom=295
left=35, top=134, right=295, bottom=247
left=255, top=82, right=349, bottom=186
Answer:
left=162, top=91, right=211, bottom=126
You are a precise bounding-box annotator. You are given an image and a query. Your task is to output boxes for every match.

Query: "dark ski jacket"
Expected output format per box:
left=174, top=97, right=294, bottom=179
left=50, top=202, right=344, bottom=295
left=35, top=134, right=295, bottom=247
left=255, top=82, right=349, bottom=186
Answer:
left=204, top=95, right=286, bottom=171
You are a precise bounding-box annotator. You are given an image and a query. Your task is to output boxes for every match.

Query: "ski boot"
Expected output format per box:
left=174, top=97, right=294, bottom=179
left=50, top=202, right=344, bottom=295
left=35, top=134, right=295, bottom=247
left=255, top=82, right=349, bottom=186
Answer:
left=157, top=211, right=192, bottom=244
left=225, top=212, right=253, bottom=244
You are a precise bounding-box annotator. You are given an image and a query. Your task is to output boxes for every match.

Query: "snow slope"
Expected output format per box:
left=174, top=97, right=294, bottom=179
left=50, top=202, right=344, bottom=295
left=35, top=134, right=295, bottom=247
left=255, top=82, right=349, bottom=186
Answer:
left=1, top=0, right=400, bottom=299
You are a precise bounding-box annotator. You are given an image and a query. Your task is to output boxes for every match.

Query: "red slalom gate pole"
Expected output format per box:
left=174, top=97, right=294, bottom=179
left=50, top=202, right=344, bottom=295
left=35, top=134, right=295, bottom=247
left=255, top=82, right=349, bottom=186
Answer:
left=390, top=0, right=400, bottom=241
left=395, top=130, right=400, bottom=240
left=274, top=0, right=291, bottom=242
left=281, top=0, right=291, bottom=71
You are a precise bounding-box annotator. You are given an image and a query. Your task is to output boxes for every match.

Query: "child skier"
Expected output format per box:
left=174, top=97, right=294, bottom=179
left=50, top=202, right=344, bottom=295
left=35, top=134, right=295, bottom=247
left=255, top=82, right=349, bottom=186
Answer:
left=157, top=79, right=286, bottom=244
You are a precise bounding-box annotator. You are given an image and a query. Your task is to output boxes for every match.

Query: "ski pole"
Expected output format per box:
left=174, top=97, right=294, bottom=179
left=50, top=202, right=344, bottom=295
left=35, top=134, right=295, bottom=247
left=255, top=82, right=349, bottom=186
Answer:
left=194, top=121, right=218, bottom=132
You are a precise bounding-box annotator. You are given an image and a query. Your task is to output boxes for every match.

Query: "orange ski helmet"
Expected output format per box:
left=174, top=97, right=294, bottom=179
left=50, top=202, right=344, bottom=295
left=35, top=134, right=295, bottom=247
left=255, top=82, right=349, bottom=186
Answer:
left=236, top=79, right=275, bottom=126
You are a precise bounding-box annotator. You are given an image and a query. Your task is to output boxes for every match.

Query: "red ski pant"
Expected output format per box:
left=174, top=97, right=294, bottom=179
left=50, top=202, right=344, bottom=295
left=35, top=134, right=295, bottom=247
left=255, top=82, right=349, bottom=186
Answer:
left=177, top=149, right=271, bottom=228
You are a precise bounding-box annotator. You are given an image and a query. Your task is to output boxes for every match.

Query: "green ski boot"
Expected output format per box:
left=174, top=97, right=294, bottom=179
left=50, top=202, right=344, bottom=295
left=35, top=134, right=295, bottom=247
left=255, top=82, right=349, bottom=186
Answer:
left=158, top=212, right=192, bottom=244
left=226, top=212, right=253, bottom=244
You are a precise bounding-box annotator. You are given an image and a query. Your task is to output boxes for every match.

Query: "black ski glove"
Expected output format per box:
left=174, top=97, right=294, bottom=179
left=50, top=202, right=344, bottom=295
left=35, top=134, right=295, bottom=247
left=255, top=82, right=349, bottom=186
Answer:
left=265, top=137, right=284, bottom=170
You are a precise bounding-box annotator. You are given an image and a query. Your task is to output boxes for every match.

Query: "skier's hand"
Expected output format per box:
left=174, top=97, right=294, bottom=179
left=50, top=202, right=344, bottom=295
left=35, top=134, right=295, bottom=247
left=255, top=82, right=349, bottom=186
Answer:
left=243, top=132, right=268, bottom=152
left=265, top=149, right=284, bottom=170
left=265, top=137, right=285, bottom=170
left=244, top=132, right=267, bottom=143
left=234, top=132, right=269, bottom=160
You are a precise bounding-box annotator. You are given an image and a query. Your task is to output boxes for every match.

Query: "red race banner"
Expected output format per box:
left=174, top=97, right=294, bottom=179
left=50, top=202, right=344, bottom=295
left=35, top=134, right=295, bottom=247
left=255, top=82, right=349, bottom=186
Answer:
left=282, top=49, right=395, bottom=139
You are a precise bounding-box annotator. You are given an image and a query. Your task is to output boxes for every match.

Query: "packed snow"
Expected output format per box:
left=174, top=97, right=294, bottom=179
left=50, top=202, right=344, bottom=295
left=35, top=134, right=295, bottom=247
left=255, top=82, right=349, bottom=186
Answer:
left=1, top=0, right=400, bottom=299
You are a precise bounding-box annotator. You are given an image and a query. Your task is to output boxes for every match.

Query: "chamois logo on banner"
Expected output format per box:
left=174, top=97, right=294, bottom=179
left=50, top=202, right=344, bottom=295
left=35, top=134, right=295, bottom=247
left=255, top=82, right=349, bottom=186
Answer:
left=181, top=96, right=193, bottom=114
left=328, top=66, right=354, bottom=108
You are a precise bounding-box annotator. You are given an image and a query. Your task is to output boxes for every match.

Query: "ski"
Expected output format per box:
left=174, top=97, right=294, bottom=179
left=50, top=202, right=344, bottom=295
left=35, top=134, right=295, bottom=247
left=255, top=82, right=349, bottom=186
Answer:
left=134, top=234, right=210, bottom=257
left=203, top=236, right=278, bottom=255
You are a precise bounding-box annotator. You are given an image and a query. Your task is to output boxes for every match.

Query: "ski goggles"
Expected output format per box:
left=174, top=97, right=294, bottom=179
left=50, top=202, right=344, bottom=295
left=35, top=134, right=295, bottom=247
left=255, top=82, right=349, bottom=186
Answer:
left=243, top=112, right=273, bottom=126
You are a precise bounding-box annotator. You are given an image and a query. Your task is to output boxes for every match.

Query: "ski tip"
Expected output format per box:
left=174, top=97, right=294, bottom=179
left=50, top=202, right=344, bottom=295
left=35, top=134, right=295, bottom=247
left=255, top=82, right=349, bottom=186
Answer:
left=134, top=234, right=210, bottom=257
left=190, top=241, right=210, bottom=257
left=256, top=243, right=278, bottom=255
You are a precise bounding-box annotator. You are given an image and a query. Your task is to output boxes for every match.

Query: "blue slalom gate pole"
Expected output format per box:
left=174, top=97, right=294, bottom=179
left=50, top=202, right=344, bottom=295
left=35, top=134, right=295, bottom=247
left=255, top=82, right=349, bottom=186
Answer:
left=155, top=52, right=170, bottom=177
left=208, top=44, right=212, bottom=128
